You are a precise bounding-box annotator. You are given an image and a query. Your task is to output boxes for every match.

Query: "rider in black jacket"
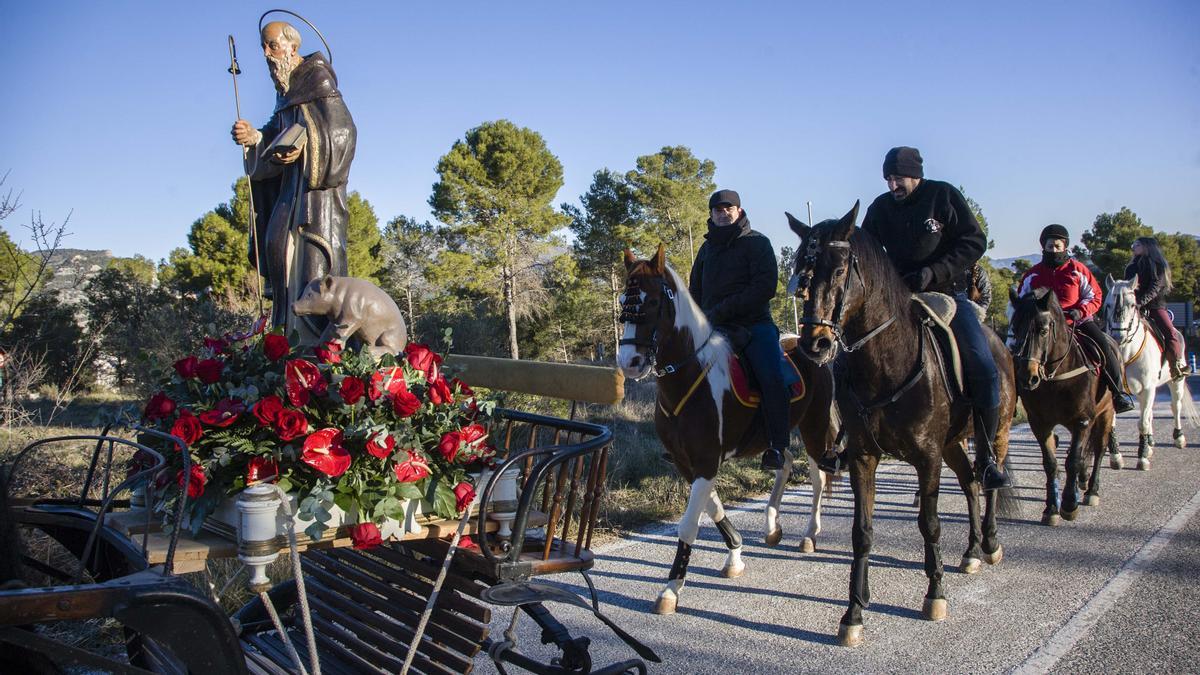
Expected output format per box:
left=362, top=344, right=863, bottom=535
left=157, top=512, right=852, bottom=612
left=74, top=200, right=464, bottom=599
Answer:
left=690, top=190, right=792, bottom=470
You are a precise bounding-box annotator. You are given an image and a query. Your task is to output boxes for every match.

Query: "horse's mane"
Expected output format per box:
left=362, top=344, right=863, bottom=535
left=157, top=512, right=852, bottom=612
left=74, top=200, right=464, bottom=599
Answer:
left=840, top=224, right=912, bottom=312
left=661, top=266, right=733, bottom=369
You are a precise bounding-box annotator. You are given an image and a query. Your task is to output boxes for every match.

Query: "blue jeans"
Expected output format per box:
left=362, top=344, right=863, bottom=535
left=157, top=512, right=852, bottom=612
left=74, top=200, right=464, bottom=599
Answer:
left=950, top=294, right=1000, bottom=411
left=742, top=321, right=794, bottom=449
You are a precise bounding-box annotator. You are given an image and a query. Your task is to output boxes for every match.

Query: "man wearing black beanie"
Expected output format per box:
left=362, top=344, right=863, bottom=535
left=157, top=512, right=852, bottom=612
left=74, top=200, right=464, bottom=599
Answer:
left=825, top=147, right=1010, bottom=490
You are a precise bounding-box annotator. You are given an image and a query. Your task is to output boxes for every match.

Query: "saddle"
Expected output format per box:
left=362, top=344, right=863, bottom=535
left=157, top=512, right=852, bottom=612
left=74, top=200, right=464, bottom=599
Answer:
left=729, top=343, right=806, bottom=409
left=912, top=292, right=970, bottom=399
left=1070, top=326, right=1105, bottom=372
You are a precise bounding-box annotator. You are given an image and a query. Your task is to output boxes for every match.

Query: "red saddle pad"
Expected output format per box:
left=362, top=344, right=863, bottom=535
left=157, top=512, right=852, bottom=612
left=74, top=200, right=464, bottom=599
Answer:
left=729, top=353, right=806, bottom=408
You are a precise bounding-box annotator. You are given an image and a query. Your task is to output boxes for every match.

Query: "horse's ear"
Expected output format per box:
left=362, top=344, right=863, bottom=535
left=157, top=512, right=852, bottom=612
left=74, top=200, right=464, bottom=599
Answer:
left=1105, top=274, right=1115, bottom=291
left=833, top=200, right=860, bottom=240
left=785, top=212, right=810, bottom=239
left=1129, top=275, right=1139, bottom=291
left=652, top=243, right=666, bottom=273
left=623, top=249, right=637, bottom=272
left=1034, top=288, right=1053, bottom=309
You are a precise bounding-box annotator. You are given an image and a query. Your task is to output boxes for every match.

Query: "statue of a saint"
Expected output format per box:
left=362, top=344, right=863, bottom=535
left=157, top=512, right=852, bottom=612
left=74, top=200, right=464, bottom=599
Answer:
left=231, top=21, right=356, bottom=344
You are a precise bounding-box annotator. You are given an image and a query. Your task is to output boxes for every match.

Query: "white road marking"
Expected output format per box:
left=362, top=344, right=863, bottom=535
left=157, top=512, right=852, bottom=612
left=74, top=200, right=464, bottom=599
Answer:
left=1015, top=482, right=1200, bottom=673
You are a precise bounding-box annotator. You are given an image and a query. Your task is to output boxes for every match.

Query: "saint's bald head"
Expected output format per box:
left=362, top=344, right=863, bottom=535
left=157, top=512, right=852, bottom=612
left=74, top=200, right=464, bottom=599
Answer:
left=261, top=22, right=303, bottom=93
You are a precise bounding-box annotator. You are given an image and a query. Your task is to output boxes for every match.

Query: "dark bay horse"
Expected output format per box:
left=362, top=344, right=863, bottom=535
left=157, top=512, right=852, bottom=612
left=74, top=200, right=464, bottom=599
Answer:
left=617, top=245, right=836, bottom=615
left=1009, top=287, right=1115, bottom=522
left=788, top=203, right=1016, bottom=647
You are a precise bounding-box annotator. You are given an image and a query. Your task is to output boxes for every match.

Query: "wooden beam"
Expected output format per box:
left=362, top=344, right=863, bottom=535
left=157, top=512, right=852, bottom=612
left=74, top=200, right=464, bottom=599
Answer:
left=445, top=356, right=624, bottom=404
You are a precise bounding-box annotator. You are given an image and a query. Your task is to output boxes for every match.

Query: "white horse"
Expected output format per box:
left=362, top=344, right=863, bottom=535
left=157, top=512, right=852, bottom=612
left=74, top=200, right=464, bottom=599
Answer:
left=1103, top=276, right=1199, bottom=470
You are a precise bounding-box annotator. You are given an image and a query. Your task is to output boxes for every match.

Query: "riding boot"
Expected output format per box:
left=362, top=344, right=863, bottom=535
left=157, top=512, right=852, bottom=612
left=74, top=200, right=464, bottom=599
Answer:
left=1101, top=369, right=1137, bottom=414
left=973, top=406, right=1012, bottom=491
left=761, top=447, right=786, bottom=471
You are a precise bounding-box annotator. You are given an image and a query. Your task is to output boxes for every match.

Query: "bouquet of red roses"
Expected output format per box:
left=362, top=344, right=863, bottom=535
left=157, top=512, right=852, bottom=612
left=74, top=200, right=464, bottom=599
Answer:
left=139, top=325, right=495, bottom=545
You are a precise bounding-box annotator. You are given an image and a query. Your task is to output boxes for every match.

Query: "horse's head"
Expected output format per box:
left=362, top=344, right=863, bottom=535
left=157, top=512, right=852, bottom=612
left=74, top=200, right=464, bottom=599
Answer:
left=1104, top=274, right=1140, bottom=341
left=1007, top=286, right=1067, bottom=390
left=618, top=244, right=679, bottom=379
left=787, top=201, right=861, bottom=365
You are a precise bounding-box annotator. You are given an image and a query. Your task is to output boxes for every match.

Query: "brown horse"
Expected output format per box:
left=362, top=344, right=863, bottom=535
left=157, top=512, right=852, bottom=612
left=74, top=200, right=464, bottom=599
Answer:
left=1008, top=287, right=1115, bottom=523
left=617, top=245, right=836, bottom=615
left=788, top=203, right=1016, bottom=647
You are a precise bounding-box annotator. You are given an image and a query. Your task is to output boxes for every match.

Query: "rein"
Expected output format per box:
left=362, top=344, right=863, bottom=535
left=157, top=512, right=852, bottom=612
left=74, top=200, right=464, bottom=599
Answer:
left=1107, top=301, right=1150, bottom=367
left=793, top=239, right=896, bottom=354
left=1013, top=311, right=1091, bottom=383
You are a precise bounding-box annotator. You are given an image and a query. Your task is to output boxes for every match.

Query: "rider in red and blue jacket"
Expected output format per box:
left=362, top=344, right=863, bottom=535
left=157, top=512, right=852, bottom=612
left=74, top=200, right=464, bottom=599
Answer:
left=1017, top=224, right=1137, bottom=413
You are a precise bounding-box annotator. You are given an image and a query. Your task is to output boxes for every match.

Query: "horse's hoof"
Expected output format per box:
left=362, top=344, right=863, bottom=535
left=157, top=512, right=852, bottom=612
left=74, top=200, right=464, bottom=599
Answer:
left=1041, top=513, right=1061, bottom=526
left=721, top=562, right=745, bottom=579
left=765, top=526, right=783, bottom=547
left=1084, top=494, right=1100, bottom=507
left=652, top=593, right=677, bottom=615
left=1109, top=454, right=1124, bottom=470
left=922, top=597, right=948, bottom=622
left=959, top=557, right=982, bottom=574
left=800, top=537, right=816, bottom=554
left=837, top=623, right=864, bottom=647
left=982, top=545, right=1004, bottom=565
left=1061, top=507, right=1078, bottom=522
left=1138, top=458, right=1151, bottom=471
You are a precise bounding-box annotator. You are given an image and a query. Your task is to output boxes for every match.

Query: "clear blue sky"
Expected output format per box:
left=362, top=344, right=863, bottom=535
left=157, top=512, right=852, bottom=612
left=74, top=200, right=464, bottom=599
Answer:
left=2, top=1, right=1197, bottom=263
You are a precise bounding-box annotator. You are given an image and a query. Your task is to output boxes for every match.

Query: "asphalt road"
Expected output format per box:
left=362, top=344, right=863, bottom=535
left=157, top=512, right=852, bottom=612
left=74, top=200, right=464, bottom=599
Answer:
left=479, top=378, right=1200, bottom=674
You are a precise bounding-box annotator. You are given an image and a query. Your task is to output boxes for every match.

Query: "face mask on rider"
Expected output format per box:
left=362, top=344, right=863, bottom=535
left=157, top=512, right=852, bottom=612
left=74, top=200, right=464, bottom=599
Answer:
left=1042, top=250, right=1068, bottom=268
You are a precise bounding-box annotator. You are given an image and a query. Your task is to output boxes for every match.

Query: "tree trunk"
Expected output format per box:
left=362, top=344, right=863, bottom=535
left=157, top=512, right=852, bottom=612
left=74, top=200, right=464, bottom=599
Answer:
left=504, top=265, right=519, bottom=360
left=609, top=268, right=621, bottom=361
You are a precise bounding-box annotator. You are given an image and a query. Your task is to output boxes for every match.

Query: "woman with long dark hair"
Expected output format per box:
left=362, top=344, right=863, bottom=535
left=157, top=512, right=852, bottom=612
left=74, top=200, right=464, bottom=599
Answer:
left=1125, top=236, right=1190, bottom=380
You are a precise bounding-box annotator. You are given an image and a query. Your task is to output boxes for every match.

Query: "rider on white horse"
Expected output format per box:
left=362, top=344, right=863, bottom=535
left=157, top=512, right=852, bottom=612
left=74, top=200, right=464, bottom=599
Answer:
left=689, top=189, right=795, bottom=470
left=1126, top=236, right=1191, bottom=381
left=1017, top=224, right=1138, bottom=414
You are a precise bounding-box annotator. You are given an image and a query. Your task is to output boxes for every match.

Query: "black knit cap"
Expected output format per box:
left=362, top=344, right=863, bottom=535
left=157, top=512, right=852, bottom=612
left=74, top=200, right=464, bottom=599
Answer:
left=708, top=189, right=741, bottom=209
left=882, top=146, right=924, bottom=179
left=1039, top=224, right=1070, bottom=246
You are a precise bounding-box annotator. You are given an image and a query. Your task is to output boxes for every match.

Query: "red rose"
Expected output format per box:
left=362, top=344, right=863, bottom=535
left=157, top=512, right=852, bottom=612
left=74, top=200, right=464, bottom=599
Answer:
left=252, top=395, right=284, bottom=426
left=365, top=431, right=395, bottom=459
left=315, top=340, right=343, bottom=364
left=392, top=389, right=422, bottom=417
left=274, top=408, right=309, bottom=441
left=199, top=398, right=245, bottom=428
left=339, top=376, right=365, bottom=405
left=369, top=367, right=407, bottom=401
left=428, top=376, right=453, bottom=406
left=263, top=333, right=290, bottom=361
left=459, top=535, right=476, bottom=550
left=453, top=481, right=476, bottom=512
left=170, top=410, right=203, bottom=446
left=451, top=378, right=474, bottom=398
left=301, top=428, right=352, bottom=477
left=247, top=456, right=278, bottom=484
left=393, top=451, right=430, bottom=483
left=145, top=391, right=176, bottom=421
left=203, top=336, right=229, bottom=354
left=350, top=522, right=383, bottom=549
left=177, top=464, right=207, bottom=499
left=196, top=358, right=224, bottom=384
left=405, top=343, right=444, bottom=382
left=285, top=358, right=327, bottom=407
left=174, top=356, right=199, bottom=379
left=438, top=430, right=461, bottom=462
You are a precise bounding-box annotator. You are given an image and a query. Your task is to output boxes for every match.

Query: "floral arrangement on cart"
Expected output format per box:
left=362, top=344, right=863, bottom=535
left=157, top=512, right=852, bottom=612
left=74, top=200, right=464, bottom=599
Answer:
left=136, top=323, right=496, bottom=549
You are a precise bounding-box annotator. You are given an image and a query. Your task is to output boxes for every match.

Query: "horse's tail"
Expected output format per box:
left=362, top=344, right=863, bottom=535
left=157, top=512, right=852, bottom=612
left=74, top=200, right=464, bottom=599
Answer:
left=1179, top=382, right=1200, bottom=432
left=996, top=454, right=1021, bottom=519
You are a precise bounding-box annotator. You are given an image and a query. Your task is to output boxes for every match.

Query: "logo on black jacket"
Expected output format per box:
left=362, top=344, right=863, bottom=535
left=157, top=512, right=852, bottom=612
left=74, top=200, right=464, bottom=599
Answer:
left=924, top=218, right=943, bottom=233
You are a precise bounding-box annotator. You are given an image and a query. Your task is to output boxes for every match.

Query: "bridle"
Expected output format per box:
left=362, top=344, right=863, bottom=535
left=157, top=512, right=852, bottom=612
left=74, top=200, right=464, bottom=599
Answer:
left=1106, top=291, right=1142, bottom=348
left=1011, top=304, right=1088, bottom=383
left=618, top=274, right=710, bottom=377
left=791, top=235, right=895, bottom=355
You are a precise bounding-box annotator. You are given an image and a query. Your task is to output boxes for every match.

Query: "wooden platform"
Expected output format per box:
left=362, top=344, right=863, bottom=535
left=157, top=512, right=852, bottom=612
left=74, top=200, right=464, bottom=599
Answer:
left=103, top=509, right=547, bottom=574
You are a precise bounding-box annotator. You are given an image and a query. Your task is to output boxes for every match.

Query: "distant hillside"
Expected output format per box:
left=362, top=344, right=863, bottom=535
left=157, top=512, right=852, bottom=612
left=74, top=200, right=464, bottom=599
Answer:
left=42, top=248, right=113, bottom=305
left=989, top=253, right=1039, bottom=271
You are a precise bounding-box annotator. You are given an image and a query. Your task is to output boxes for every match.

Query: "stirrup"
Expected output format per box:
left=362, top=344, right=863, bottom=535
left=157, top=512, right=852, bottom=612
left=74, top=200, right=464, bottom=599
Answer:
left=761, top=448, right=786, bottom=471
left=978, top=461, right=1012, bottom=491
left=1113, top=392, right=1137, bottom=414
left=816, top=451, right=843, bottom=475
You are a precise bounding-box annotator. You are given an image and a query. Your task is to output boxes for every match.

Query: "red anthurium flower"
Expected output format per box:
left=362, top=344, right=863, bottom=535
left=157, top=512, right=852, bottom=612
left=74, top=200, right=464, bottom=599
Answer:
left=174, top=356, right=199, bottom=379
left=460, top=423, right=487, bottom=446
left=178, top=465, right=207, bottom=499
left=263, top=333, right=290, bottom=361
left=453, top=481, right=476, bottom=512
left=450, top=378, right=474, bottom=398
left=315, top=340, right=343, bottom=364
left=365, top=431, right=395, bottom=459
left=393, top=450, right=430, bottom=483
left=203, top=336, right=229, bottom=354
left=199, top=398, right=246, bottom=428
left=438, top=430, right=461, bottom=462
left=369, top=367, right=407, bottom=401
left=339, top=376, right=365, bottom=405
left=350, top=522, right=383, bottom=549
left=301, top=428, right=351, bottom=477
left=392, top=389, right=421, bottom=417
left=252, top=395, right=284, bottom=426
left=145, top=392, right=176, bottom=421
left=285, top=358, right=327, bottom=407
left=170, top=410, right=203, bottom=446
left=247, top=456, right=278, bottom=484
left=405, top=343, right=443, bottom=382
left=427, top=376, right=453, bottom=406
left=196, top=358, right=225, bottom=384
left=274, top=409, right=309, bottom=441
